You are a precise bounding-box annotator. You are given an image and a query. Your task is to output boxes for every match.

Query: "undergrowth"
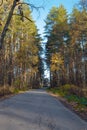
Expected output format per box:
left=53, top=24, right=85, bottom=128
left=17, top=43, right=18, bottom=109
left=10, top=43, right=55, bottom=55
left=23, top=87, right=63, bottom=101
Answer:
left=47, top=84, right=87, bottom=112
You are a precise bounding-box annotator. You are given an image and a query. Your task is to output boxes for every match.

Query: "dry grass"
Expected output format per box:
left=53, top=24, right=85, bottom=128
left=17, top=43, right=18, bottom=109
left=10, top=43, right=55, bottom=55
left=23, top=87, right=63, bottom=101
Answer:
left=0, top=86, right=14, bottom=97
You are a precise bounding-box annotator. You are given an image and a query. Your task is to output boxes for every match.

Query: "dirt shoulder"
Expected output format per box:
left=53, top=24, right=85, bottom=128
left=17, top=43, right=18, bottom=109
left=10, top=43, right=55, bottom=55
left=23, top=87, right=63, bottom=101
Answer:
left=48, top=92, right=87, bottom=122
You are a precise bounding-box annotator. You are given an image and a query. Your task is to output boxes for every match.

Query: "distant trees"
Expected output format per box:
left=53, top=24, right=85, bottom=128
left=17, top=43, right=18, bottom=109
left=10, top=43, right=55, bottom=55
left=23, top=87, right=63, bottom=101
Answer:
left=45, top=0, right=87, bottom=96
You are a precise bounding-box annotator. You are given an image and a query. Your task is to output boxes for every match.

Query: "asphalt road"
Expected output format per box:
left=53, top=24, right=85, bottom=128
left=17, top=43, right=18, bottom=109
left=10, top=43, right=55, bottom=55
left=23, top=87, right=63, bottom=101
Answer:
left=0, top=89, right=87, bottom=130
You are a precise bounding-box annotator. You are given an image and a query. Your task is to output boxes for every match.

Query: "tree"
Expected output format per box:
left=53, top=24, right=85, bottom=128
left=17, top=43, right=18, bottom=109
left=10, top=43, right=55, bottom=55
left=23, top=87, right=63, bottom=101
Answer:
left=45, top=5, right=68, bottom=87
left=0, top=0, right=41, bottom=49
left=45, top=1, right=87, bottom=97
left=0, top=0, right=41, bottom=93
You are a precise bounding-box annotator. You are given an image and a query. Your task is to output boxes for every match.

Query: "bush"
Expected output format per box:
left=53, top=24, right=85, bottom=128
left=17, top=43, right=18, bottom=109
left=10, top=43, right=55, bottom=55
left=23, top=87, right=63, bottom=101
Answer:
left=60, top=84, right=71, bottom=95
left=60, top=84, right=71, bottom=91
left=60, top=84, right=82, bottom=97
left=47, top=84, right=87, bottom=108
left=65, top=95, right=87, bottom=106
left=65, top=95, right=79, bottom=102
left=79, top=97, right=87, bottom=106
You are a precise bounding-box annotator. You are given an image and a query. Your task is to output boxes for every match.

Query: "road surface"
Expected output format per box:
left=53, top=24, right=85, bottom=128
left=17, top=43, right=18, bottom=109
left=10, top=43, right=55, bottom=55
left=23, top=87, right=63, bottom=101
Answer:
left=0, top=89, right=87, bottom=130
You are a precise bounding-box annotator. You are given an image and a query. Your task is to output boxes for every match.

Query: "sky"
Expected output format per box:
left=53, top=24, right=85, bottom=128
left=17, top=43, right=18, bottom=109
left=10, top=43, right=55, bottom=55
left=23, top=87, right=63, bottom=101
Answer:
left=26, top=0, right=79, bottom=38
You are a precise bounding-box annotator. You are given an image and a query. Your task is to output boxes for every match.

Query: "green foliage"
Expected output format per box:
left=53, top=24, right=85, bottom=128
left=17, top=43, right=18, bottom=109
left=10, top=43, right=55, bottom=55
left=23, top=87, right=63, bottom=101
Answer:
left=51, top=53, right=64, bottom=71
left=65, top=95, right=80, bottom=102
left=47, top=87, right=68, bottom=96
left=65, top=95, right=87, bottom=107
left=60, top=84, right=71, bottom=92
left=47, top=87, right=59, bottom=94
left=12, top=88, right=19, bottom=94
left=79, top=97, right=87, bottom=105
left=48, top=84, right=87, bottom=107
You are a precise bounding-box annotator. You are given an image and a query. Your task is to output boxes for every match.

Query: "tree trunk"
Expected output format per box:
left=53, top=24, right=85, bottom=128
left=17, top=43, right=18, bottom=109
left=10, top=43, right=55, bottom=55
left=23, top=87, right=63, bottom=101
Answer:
left=0, top=0, right=17, bottom=49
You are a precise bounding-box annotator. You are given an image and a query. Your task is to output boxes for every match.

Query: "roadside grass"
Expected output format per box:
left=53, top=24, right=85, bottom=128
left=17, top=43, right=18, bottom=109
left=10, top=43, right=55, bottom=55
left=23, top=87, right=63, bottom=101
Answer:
left=47, top=85, right=87, bottom=112
left=0, top=86, right=29, bottom=98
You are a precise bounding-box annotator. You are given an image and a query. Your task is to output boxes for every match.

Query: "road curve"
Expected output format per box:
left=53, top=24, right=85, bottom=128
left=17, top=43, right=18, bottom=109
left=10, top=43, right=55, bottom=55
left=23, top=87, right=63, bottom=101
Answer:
left=0, top=89, right=87, bottom=130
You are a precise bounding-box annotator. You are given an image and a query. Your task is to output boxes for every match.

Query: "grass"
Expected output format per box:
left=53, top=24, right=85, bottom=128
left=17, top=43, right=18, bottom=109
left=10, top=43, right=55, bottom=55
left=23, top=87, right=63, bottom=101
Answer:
left=65, top=95, right=87, bottom=106
left=47, top=85, right=87, bottom=112
left=47, top=87, right=66, bottom=96
left=0, top=85, right=30, bottom=98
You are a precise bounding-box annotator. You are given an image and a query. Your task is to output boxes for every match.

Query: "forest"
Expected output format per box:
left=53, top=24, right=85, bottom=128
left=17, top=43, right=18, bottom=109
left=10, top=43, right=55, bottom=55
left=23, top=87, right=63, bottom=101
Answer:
left=45, top=0, right=87, bottom=98
left=0, top=0, right=42, bottom=96
left=0, top=0, right=87, bottom=126
left=0, top=0, right=87, bottom=100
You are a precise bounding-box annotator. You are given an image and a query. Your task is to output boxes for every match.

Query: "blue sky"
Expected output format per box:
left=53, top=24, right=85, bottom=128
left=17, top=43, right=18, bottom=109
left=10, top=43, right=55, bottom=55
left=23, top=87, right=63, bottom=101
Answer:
left=26, top=0, right=79, bottom=37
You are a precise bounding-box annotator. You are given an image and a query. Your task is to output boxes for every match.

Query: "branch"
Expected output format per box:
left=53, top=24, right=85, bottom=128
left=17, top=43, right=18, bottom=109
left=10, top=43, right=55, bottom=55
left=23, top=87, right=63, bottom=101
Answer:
left=16, top=2, right=44, bottom=11
left=0, top=0, right=3, bottom=6
left=16, top=2, right=44, bottom=19
left=13, top=13, right=32, bottom=22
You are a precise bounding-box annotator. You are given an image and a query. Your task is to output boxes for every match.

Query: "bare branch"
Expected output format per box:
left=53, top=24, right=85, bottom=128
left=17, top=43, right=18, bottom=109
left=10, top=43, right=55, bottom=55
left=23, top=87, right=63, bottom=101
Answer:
left=16, top=2, right=44, bottom=20
left=16, top=2, right=44, bottom=11
left=13, top=13, right=32, bottom=22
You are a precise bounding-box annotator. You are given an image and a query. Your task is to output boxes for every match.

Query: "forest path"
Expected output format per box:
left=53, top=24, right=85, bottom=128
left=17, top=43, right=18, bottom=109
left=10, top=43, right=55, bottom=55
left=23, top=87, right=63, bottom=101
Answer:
left=0, top=89, right=87, bottom=130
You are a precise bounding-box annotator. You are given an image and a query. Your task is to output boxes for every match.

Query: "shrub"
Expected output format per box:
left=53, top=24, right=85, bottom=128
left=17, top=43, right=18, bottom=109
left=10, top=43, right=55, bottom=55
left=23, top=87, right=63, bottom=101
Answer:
left=65, top=95, right=79, bottom=102
left=65, top=95, right=87, bottom=106
left=60, top=84, right=71, bottom=95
